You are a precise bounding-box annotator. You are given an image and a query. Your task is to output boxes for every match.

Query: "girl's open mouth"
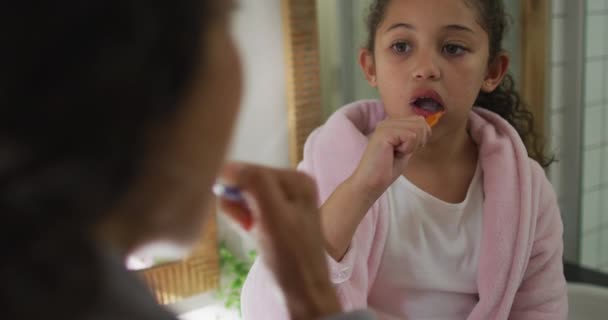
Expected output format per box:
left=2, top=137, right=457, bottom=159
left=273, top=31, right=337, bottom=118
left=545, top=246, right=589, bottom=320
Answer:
left=410, top=96, right=445, bottom=117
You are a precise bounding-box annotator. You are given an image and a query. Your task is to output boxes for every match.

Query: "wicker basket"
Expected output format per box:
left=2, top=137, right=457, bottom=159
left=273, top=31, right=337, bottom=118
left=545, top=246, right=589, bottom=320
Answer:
left=137, top=205, right=220, bottom=305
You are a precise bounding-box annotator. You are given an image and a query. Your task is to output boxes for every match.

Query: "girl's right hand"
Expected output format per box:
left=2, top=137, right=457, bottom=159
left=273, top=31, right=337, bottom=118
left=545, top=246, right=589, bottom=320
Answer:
left=349, top=116, right=431, bottom=199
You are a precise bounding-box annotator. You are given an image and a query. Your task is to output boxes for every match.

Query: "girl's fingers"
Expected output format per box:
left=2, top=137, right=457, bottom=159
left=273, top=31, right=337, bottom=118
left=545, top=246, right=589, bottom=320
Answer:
left=382, top=127, right=424, bottom=154
left=382, top=117, right=431, bottom=148
left=396, top=140, right=412, bottom=154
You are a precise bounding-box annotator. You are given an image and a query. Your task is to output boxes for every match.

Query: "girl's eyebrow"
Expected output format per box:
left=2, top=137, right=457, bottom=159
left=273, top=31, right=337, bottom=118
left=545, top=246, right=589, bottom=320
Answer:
left=385, top=22, right=475, bottom=34
left=444, top=24, right=475, bottom=34
left=385, top=22, right=415, bottom=33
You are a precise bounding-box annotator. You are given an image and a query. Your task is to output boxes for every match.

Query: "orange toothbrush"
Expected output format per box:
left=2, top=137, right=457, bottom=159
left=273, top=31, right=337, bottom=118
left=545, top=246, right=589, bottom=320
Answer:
left=425, top=111, right=445, bottom=127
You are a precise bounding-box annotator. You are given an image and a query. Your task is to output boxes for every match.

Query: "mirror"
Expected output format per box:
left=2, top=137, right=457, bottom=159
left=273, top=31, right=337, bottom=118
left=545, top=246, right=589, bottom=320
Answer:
left=304, top=0, right=608, bottom=308
left=131, top=0, right=584, bottom=311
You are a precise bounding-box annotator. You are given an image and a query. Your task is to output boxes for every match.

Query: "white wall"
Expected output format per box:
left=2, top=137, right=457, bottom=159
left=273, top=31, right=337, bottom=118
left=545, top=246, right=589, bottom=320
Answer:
left=549, top=0, right=608, bottom=268
left=578, top=0, right=608, bottom=272
left=228, top=0, right=289, bottom=168
left=221, top=0, right=289, bottom=259
left=317, top=0, right=378, bottom=119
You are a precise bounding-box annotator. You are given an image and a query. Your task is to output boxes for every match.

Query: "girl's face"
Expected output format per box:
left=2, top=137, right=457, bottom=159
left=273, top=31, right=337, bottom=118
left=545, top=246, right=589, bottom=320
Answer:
left=360, top=0, right=508, bottom=141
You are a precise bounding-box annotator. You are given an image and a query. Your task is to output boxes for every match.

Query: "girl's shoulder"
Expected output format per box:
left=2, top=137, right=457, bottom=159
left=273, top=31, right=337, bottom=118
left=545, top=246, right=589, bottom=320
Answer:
left=527, top=157, right=559, bottom=207
left=298, top=100, right=383, bottom=192
left=323, top=99, right=385, bottom=136
left=302, top=99, right=384, bottom=163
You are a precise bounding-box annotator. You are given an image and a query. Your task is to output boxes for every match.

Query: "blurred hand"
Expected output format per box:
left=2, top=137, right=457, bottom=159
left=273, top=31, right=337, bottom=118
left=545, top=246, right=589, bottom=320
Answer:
left=219, top=162, right=341, bottom=320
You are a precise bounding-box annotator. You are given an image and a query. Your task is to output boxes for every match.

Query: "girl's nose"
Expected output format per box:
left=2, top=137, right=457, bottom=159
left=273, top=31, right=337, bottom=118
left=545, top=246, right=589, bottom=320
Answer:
left=411, top=53, right=441, bottom=81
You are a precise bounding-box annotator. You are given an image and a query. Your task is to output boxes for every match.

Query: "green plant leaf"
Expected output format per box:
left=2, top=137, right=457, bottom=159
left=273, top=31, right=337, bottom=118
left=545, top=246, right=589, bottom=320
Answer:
left=216, top=244, right=255, bottom=311
left=231, top=278, right=243, bottom=289
left=248, top=250, right=257, bottom=263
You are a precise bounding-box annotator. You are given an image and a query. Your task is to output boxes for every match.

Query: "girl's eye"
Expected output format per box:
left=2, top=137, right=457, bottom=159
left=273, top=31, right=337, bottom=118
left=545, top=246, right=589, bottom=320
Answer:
left=443, top=43, right=467, bottom=56
left=391, top=41, right=411, bottom=54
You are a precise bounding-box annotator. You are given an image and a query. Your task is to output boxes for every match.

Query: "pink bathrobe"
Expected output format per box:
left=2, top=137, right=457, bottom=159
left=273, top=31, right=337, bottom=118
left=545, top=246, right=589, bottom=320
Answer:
left=241, top=100, right=568, bottom=319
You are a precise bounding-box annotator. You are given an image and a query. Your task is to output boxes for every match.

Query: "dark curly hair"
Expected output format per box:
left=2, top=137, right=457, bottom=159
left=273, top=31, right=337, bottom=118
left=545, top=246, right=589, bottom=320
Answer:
left=365, top=0, right=553, bottom=167
left=0, top=1, right=216, bottom=318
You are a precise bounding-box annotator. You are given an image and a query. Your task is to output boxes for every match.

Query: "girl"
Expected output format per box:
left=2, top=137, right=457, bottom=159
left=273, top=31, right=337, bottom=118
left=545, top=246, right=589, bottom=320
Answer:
left=242, top=0, right=568, bottom=319
left=1, top=1, right=372, bottom=319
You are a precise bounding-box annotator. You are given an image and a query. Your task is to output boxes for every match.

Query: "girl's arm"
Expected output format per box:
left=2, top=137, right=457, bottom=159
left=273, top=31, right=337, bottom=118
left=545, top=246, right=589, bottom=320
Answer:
left=241, top=114, right=427, bottom=315
left=320, top=178, right=379, bottom=261
left=240, top=147, right=384, bottom=319
left=321, top=117, right=431, bottom=261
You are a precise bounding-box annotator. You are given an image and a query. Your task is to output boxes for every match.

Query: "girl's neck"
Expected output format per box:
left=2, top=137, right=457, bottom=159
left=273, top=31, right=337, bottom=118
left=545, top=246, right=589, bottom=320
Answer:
left=408, top=125, right=477, bottom=170
left=403, top=125, right=479, bottom=203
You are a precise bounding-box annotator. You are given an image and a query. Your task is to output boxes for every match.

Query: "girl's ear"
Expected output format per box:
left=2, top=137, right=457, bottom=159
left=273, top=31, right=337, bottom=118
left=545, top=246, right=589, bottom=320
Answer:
left=359, top=48, right=378, bottom=87
left=482, top=52, right=509, bottom=92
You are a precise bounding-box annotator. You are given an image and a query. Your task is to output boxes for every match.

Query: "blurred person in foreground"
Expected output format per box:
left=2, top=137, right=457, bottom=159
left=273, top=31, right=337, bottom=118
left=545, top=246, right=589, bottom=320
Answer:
left=0, top=1, right=372, bottom=319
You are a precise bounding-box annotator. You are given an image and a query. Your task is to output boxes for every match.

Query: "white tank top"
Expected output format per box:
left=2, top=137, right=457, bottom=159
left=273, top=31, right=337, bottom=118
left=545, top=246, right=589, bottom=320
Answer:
left=368, top=165, right=484, bottom=320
